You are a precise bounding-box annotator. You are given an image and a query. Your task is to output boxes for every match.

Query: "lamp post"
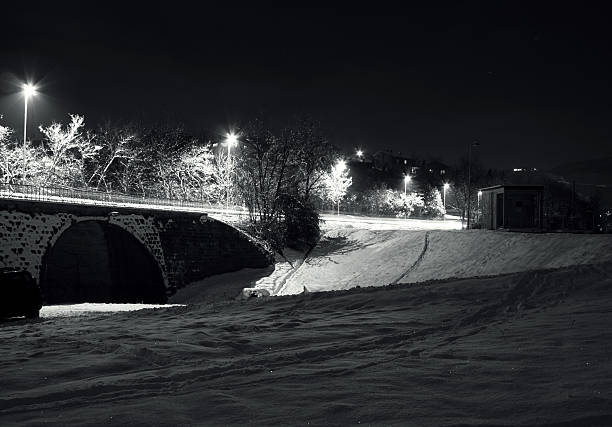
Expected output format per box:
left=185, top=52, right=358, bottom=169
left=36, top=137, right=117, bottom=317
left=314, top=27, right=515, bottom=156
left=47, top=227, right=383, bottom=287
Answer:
left=356, top=149, right=363, bottom=160
left=22, top=83, right=37, bottom=181
left=404, top=174, right=411, bottom=196
left=224, top=132, right=238, bottom=210
left=477, top=189, right=483, bottom=223
left=466, top=141, right=480, bottom=229
left=336, top=160, right=347, bottom=215
left=443, top=182, right=450, bottom=216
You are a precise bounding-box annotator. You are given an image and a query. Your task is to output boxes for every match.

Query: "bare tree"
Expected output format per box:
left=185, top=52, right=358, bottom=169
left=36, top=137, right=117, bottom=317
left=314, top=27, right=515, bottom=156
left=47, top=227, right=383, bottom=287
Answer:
left=174, top=145, right=216, bottom=201
left=235, top=117, right=295, bottom=223
left=212, top=149, right=235, bottom=206
left=0, top=120, right=44, bottom=185
left=0, top=123, right=18, bottom=184
left=135, top=120, right=198, bottom=198
left=288, top=115, right=336, bottom=201
left=322, top=161, right=352, bottom=215
left=38, top=114, right=101, bottom=187
left=88, top=122, right=138, bottom=191
left=449, top=156, right=496, bottom=224
left=0, top=119, right=11, bottom=142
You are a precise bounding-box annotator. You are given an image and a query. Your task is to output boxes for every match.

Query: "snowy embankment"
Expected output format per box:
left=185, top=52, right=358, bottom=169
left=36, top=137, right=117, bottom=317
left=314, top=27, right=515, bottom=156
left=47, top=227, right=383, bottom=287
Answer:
left=40, top=303, right=185, bottom=318
left=2, top=263, right=612, bottom=425
left=277, top=229, right=612, bottom=295
left=319, top=213, right=463, bottom=231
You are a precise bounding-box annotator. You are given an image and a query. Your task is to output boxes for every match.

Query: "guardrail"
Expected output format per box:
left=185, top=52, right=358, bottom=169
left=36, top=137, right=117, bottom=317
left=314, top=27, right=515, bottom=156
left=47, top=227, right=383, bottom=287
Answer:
left=0, top=183, right=247, bottom=215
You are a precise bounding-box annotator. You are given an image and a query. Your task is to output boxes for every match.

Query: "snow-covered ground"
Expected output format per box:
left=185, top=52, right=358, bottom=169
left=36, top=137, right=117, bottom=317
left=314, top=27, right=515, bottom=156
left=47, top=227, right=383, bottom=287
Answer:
left=2, top=262, right=612, bottom=425
left=278, top=228, right=428, bottom=295
left=39, top=303, right=185, bottom=319
left=278, top=228, right=612, bottom=295
left=2, top=227, right=612, bottom=425
left=208, top=211, right=464, bottom=229
left=320, top=213, right=463, bottom=230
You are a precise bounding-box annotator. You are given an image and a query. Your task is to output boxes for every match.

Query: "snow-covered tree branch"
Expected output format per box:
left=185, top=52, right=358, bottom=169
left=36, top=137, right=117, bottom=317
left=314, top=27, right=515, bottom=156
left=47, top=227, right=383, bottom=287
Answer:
left=38, top=114, right=101, bottom=186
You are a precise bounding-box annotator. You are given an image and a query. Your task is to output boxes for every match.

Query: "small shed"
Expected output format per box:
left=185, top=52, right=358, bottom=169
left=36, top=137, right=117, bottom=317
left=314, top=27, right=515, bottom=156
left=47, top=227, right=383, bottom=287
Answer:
left=480, top=185, right=544, bottom=230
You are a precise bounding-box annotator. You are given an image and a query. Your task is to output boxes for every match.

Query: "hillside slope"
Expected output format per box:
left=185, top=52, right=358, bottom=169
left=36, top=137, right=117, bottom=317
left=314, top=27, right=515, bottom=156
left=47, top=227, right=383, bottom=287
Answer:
left=279, top=229, right=612, bottom=295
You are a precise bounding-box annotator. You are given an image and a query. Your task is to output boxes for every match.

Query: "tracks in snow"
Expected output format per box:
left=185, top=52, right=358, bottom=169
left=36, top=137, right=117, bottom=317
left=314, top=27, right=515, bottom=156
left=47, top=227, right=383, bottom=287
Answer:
left=392, top=230, right=430, bottom=285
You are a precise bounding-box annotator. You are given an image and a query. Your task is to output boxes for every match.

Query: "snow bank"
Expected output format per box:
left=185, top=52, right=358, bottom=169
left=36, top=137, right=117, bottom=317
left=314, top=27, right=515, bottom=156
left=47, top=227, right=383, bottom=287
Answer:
left=169, top=267, right=273, bottom=304
left=320, top=213, right=463, bottom=230
left=400, top=230, right=612, bottom=284
left=40, top=303, right=184, bottom=318
left=279, top=228, right=612, bottom=295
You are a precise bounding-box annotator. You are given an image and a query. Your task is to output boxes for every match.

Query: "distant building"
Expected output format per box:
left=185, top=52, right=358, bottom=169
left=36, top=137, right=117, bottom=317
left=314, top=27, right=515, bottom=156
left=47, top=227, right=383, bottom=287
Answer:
left=480, top=185, right=544, bottom=230
left=372, top=150, right=421, bottom=174
left=425, top=160, right=448, bottom=178
left=370, top=150, right=447, bottom=175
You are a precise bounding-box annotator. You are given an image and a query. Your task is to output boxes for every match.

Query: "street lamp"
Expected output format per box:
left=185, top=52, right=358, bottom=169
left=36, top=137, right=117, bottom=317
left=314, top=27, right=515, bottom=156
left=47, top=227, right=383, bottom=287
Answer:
left=443, top=182, right=450, bottom=214
left=223, top=132, right=239, bottom=210
left=22, top=83, right=37, bottom=181
left=477, top=189, right=483, bottom=222
left=404, top=174, right=411, bottom=196
left=356, top=149, right=363, bottom=160
left=224, top=132, right=238, bottom=157
left=467, top=141, right=480, bottom=229
left=335, top=159, right=347, bottom=215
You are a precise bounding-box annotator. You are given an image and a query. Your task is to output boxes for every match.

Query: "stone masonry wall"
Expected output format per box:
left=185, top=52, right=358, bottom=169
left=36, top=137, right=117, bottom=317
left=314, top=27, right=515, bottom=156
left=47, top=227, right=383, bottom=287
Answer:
left=0, top=209, right=168, bottom=287
left=0, top=210, right=70, bottom=282
left=156, top=214, right=273, bottom=291
left=108, top=214, right=168, bottom=285
left=0, top=200, right=273, bottom=296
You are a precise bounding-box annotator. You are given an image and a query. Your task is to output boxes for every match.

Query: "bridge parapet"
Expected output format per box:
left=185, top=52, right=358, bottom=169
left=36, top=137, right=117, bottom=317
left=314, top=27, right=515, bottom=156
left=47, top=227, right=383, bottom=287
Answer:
left=0, top=183, right=240, bottom=214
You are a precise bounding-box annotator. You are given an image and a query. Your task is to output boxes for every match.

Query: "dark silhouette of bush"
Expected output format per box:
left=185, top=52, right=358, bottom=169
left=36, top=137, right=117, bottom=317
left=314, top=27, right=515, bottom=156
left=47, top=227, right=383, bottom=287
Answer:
left=243, top=194, right=320, bottom=254
left=279, top=194, right=320, bottom=251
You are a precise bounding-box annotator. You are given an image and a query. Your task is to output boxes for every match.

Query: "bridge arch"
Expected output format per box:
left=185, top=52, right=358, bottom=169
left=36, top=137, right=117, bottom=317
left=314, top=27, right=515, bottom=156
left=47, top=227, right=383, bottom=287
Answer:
left=40, top=220, right=167, bottom=304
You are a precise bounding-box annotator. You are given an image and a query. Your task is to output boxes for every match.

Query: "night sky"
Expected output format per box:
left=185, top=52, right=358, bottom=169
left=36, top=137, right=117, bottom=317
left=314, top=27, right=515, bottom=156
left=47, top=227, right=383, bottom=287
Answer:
left=1, top=3, right=611, bottom=170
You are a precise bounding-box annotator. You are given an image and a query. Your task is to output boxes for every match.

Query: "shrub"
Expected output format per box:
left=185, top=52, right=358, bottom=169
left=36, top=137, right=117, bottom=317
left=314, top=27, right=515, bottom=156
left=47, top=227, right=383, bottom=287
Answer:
left=244, top=194, right=321, bottom=253
left=394, top=192, right=425, bottom=218
left=279, top=194, right=321, bottom=251
left=422, top=188, right=446, bottom=219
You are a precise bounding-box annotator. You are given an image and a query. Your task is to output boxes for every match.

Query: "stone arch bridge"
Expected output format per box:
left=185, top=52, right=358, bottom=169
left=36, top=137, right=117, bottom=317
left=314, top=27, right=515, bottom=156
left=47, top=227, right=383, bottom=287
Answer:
left=0, top=199, right=272, bottom=304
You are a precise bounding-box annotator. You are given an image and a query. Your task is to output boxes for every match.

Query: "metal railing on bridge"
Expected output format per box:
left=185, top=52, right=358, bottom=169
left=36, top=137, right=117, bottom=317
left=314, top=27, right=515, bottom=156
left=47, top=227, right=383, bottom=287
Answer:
left=0, top=183, right=248, bottom=217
